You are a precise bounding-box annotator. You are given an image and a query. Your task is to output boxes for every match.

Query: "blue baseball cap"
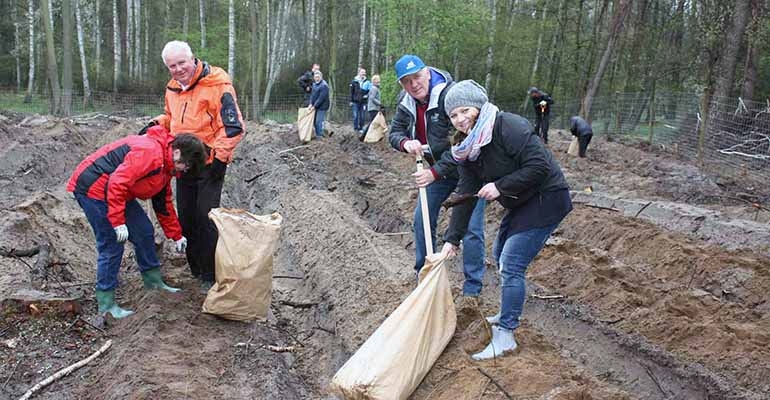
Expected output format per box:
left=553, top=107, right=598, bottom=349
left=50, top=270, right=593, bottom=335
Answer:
left=395, top=55, right=426, bottom=80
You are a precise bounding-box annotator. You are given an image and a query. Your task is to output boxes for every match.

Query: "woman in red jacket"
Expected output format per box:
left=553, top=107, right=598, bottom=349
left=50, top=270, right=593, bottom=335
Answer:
left=67, top=126, right=205, bottom=318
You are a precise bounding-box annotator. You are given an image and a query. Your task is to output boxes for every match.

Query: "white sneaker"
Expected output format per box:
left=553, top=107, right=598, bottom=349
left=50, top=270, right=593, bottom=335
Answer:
left=485, top=312, right=501, bottom=325
left=472, top=326, right=517, bottom=361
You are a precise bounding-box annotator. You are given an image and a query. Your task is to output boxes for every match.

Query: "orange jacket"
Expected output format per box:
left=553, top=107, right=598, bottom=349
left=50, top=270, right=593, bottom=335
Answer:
left=154, top=59, right=244, bottom=164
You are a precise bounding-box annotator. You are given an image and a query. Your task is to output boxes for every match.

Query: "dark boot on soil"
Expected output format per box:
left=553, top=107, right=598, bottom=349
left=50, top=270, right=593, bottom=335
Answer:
left=95, top=289, right=134, bottom=319
left=199, top=280, right=214, bottom=295
left=456, top=295, right=481, bottom=331
left=141, top=268, right=181, bottom=293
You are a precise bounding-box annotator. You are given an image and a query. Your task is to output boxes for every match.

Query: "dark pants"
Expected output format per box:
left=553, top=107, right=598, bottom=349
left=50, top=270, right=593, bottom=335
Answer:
left=176, top=162, right=226, bottom=282
left=534, top=113, right=550, bottom=144
left=578, top=134, right=592, bottom=157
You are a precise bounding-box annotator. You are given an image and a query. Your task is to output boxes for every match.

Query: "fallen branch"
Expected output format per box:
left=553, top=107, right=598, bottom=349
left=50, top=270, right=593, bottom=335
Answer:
left=530, top=293, right=565, bottom=300
left=583, top=204, right=621, bottom=212
left=634, top=201, right=653, bottom=218
left=644, top=366, right=668, bottom=397
left=272, top=275, right=304, bottom=280
left=263, top=345, right=295, bottom=353
left=18, top=339, right=112, bottom=400
left=278, top=300, right=319, bottom=309
left=244, top=170, right=269, bottom=183
left=0, top=247, right=40, bottom=258
left=2, top=359, right=21, bottom=389
left=379, top=231, right=411, bottom=236
left=277, top=145, right=311, bottom=154
left=475, top=368, right=513, bottom=400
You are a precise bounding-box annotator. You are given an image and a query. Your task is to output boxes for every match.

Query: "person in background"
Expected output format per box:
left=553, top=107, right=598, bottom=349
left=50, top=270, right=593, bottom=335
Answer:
left=140, top=40, right=245, bottom=293
left=360, top=74, right=383, bottom=140
left=308, top=70, right=330, bottom=139
left=350, top=67, right=370, bottom=134
left=441, top=80, right=572, bottom=360
left=388, top=55, right=487, bottom=305
left=569, top=115, right=593, bottom=158
left=298, top=63, right=320, bottom=107
left=528, top=87, right=554, bottom=144
left=68, top=126, right=206, bottom=318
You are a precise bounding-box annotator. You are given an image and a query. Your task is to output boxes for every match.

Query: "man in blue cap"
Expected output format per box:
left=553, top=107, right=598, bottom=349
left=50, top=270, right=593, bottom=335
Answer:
left=388, top=55, right=487, bottom=305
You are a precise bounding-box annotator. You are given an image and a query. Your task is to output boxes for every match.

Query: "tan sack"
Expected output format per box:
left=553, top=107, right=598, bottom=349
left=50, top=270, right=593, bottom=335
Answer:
left=330, top=254, right=456, bottom=400
left=201, top=209, right=282, bottom=321
left=567, top=136, right=580, bottom=156
left=364, top=111, right=389, bottom=143
left=297, top=107, right=315, bottom=143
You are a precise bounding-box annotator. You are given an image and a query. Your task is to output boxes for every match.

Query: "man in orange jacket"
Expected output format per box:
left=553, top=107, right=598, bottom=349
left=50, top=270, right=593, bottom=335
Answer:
left=141, top=40, right=245, bottom=292
left=68, top=126, right=206, bottom=318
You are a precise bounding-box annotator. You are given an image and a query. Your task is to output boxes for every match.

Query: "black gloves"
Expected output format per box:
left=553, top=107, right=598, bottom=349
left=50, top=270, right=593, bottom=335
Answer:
left=138, top=120, right=158, bottom=135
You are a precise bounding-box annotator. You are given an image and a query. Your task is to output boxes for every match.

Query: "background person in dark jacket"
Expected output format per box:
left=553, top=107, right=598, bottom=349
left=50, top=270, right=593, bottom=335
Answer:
left=298, top=63, right=320, bottom=107
left=388, top=55, right=486, bottom=302
left=350, top=67, right=370, bottom=133
left=569, top=116, right=593, bottom=158
left=308, top=71, right=330, bottom=139
left=441, top=80, right=572, bottom=361
left=528, top=87, right=554, bottom=144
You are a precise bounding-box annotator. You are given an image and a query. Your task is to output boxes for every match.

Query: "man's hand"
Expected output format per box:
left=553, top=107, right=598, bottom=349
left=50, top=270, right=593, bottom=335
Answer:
left=413, top=169, right=435, bottom=188
left=175, top=237, right=187, bottom=254
left=403, top=140, right=424, bottom=155
left=307, top=104, right=315, bottom=112
left=305, top=86, right=311, bottom=93
left=441, top=242, right=458, bottom=258
left=114, top=224, right=129, bottom=243
left=477, top=183, right=501, bottom=201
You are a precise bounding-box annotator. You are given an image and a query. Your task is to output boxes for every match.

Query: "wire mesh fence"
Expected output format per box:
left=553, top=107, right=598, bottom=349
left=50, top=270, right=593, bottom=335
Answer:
left=1, top=88, right=767, bottom=183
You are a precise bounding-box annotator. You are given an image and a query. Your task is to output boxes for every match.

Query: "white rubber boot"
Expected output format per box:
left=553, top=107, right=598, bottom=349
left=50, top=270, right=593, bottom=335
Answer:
left=485, top=312, right=501, bottom=325
left=472, top=325, right=517, bottom=361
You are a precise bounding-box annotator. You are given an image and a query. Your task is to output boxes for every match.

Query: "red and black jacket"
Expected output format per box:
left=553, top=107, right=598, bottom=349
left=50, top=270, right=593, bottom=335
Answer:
left=67, top=126, right=183, bottom=241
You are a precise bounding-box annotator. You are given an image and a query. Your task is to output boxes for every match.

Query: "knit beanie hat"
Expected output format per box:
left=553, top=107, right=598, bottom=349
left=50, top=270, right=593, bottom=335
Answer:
left=444, top=80, right=488, bottom=113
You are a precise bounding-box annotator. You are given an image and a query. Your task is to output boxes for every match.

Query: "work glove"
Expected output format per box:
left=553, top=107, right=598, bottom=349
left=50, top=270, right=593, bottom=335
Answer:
left=138, top=120, right=158, bottom=135
left=175, top=237, right=187, bottom=254
left=114, top=224, right=129, bottom=243
left=539, top=100, right=547, bottom=107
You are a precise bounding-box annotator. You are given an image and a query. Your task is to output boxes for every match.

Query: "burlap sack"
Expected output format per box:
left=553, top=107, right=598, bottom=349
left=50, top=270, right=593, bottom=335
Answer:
left=363, top=111, right=388, bottom=143
left=330, top=254, right=456, bottom=400
left=297, top=107, right=315, bottom=143
left=567, top=136, right=580, bottom=156
left=201, top=209, right=282, bottom=321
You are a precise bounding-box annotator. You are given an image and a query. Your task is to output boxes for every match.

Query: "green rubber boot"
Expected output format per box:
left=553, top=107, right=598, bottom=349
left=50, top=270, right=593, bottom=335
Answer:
left=141, top=268, right=181, bottom=293
left=95, top=289, right=135, bottom=319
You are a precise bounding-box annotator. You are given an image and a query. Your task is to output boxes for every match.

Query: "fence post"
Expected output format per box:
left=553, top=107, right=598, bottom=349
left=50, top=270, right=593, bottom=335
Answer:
left=614, top=91, right=621, bottom=138
left=697, top=87, right=710, bottom=167
left=648, top=84, right=655, bottom=144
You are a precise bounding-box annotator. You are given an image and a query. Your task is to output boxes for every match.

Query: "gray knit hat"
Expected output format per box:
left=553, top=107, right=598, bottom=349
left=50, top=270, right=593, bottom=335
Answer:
left=444, top=80, right=488, bottom=113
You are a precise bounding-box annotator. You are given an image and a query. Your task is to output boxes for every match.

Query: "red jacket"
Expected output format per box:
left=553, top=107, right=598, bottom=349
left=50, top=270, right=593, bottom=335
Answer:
left=67, top=126, right=183, bottom=240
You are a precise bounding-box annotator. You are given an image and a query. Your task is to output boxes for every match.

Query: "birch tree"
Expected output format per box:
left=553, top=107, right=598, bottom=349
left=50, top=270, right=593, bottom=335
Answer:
left=126, top=0, right=133, bottom=78
left=528, top=4, right=547, bottom=89
left=369, top=9, right=377, bottom=73
left=250, top=0, right=260, bottom=119
left=183, top=0, right=189, bottom=40
left=113, top=0, right=121, bottom=92
left=24, top=0, right=35, bottom=102
left=143, top=0, right=148, bottom=77
left=134, top=0, right=141, bottom=79
left=309, top=0, right=316, bottom=59
left=74, top=0, right=92, bottom=107
left=484, top=0, right=496, bottom=92
left=199, top=0, right=206, bottom=48
left=12, top=0, right=21, bottom=91
left=41, top=0, right=62, bottom=114
left=714, top=0, right=750, bottom=100
left=228, top=0, right=236, bottom=77
left=358, top=0, right=367, bottom=69
left=95, top=0, right=101, bottom=85
left=262, top=0, right=292, bottom=110
left=62, top=0, right=73, bottom=115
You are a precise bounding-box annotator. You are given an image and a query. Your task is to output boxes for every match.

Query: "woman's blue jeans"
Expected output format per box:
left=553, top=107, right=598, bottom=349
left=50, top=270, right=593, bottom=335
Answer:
left=493, top=222, right=559, bottom=330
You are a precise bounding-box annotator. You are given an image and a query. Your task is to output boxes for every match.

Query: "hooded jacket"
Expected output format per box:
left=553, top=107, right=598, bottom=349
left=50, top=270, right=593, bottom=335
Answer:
left=569, top=116, right=593, bottom=137
left=530, top=90, right=554, bottom=116
left=153, top=59, right=244, bottom=165
left=388, top=67, right=457, bottom=180
left=67, top=126, right=183, bottom=240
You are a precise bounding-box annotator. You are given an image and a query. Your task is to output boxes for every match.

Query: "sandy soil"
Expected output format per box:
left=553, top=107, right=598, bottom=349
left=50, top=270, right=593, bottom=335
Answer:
left=1, top=112, right=768, bottom=400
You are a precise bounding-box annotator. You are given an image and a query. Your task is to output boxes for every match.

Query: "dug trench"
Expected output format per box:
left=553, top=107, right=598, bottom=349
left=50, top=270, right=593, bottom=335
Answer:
left=1, top=115, right=768, bottom=399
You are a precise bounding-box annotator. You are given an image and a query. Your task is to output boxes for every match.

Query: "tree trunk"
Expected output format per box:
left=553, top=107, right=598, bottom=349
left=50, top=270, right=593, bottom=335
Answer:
left=183, top=0, right=189, bottom=40
left=113, top=0, right=121, bottom=92
left=95, top=0, right=101, bottom=87
left=126, top=0, right=133, bottom=78
left=580, top=0, right=632, bottom=121
left=134, top=0, right=141, bottom=79
left=740, top=0, right=763, bottom=101
left=13, top=0, right=22, bottom=92
left=484, top=0, right=496, bottom=92
left=74, top=0, right=92, bottom=107
left=228, top=0, right=236, bottom=78
left=358, top=0, right=367, bottom=69
left=47, top=0, right=53, bottom=33
left=41, top=0, right=62, bottom=114
left=329, top=0, right=337, bottom=106
left=142, top=0, right=148, bottom=77
left=713, top=0, right=750, bottom=100
left=369, top=9, right=377, bottom=73
left=528, top=3, right=546, bottom=89
left=62, top=0, right=74, bottom=116
left=24, top=0, right=35, bottom=102
left=250, top=0, right=261, bottom=120
left=199, top=0, right=206, bottom=48
left=309, top=0, right=316, bottom=60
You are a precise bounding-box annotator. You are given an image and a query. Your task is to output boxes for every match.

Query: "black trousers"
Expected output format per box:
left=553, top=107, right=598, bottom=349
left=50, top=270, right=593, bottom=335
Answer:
left=534, top=113, right=550, bottom=144
left=176, top=162, right=226, bottom=282
left=578, top=134, right=592, bottom=157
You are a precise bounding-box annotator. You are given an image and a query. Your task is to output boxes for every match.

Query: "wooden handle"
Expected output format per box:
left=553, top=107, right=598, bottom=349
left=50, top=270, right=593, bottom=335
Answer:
left=416, top=154, right=433, bottom=256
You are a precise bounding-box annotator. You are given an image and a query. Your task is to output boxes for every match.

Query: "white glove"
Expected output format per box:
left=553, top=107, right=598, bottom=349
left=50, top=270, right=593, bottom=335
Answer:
left=539, top=100, right=547, bottom=106
left=175, top=237, right=188, bottom=254
left=114, top=224, right=129, bottom=243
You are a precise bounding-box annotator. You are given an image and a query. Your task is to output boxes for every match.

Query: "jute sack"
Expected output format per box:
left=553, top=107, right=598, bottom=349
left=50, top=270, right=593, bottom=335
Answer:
left=330, top=254, right=456, bottom=400
left=297, top=107, right=315, bottom=143
left=363, top=111, right=388, bottom=143
left=201, top=209, right=282, bottom=321
left=567, top=136, right=580, bottom=156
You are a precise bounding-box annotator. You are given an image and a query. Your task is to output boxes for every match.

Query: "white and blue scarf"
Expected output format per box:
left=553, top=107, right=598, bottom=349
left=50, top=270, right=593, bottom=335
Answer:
left=451, top=102, right=499, bottom=162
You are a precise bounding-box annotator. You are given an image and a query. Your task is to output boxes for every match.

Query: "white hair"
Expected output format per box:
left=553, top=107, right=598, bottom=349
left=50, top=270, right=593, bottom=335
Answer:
left=161, top=41, right=193, bottom=64
left=313, top=71, right=323, bottom=79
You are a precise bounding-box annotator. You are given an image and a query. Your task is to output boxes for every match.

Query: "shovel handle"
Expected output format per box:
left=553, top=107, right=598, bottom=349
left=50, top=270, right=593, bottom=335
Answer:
left=416, top=154, right=434, bottom=256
